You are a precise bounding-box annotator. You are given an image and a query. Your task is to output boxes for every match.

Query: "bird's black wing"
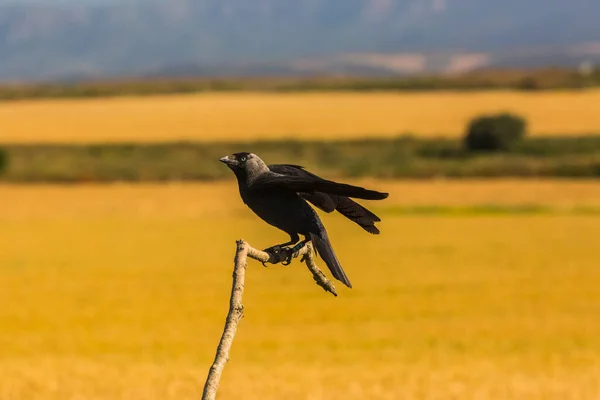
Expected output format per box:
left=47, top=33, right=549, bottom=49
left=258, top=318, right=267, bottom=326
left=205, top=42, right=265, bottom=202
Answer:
left=333, top=196, right=381, bottom=234
left=250, top=172, right=388, bottom=200
left=269, top=164, right=383, bottom=234
left=268, top=164, right=336, bottom=212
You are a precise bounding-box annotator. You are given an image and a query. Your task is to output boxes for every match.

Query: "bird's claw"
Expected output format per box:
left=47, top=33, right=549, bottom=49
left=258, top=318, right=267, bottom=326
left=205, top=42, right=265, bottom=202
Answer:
left=263, top=245, right=295, bottom=266
left=262, top=245, right=280, bottom=265
left=281, top=247, right=297, bottom=265
left=263, top=246, right=288, bottom=265
left=263, top=245, right=283, bottom=254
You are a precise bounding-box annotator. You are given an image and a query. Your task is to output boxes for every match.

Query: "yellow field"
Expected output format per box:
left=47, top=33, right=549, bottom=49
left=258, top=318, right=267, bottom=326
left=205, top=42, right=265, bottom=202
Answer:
left=2, top=180, right=600, bottom=400
left=2, top=90, right=600, bottom=143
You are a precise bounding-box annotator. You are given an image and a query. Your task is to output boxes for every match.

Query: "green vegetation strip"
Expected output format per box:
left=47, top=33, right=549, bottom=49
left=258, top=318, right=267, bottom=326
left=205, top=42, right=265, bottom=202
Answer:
left=1, top=135, right=599, bottom=182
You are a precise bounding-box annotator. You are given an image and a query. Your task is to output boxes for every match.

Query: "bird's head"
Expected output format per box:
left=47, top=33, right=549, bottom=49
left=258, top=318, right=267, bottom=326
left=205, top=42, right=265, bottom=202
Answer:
left=219, top=152, right=269, bottom=181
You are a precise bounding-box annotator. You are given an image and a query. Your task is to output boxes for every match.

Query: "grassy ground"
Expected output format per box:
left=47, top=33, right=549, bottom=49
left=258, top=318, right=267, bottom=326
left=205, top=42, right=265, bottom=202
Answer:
left=2, top=90, right=600, bottom=143
left=1, top=180, right=600, bottom=399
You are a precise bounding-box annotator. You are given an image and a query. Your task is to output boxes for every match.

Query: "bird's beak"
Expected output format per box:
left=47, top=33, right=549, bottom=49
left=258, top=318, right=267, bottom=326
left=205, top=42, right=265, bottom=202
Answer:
left=219, top=155, right=237, bottom=166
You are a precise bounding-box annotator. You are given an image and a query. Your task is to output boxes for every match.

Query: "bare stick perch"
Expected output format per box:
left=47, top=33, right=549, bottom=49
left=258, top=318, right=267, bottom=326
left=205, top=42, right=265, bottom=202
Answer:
left=201, top=239, right=336, bottom=400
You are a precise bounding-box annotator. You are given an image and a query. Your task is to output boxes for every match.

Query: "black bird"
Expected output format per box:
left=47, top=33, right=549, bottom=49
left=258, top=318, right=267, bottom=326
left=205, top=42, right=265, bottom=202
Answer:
left=268, top=164, right=383, bottom=235
left=219, top=152, right=388, bottom=288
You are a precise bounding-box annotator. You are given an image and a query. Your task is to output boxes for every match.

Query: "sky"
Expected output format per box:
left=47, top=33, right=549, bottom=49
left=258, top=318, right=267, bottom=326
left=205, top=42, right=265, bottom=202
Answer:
left=0, top=0, right=121, bottom=3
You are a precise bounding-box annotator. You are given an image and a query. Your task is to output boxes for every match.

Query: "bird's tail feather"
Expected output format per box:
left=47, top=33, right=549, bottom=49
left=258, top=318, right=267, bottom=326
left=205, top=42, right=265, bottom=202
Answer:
left=310, top=232, right=352, bottom=288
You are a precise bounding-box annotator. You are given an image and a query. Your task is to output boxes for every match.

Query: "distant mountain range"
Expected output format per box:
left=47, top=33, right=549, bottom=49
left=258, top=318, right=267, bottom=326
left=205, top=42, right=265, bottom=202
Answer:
left=1, top=0, right=600, bottom=82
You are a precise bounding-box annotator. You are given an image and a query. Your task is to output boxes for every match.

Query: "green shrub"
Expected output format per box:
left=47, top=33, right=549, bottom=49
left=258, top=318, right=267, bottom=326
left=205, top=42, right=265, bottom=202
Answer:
left=0, top=147, right=7, bottom=175
left=464, top=113, right=527, bottom=152
left=516, top=76, right=540, bottom=91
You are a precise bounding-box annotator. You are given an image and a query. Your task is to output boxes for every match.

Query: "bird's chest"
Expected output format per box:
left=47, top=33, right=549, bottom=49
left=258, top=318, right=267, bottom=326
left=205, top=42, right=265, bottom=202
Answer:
left=240, top=189, right=318, bottom=233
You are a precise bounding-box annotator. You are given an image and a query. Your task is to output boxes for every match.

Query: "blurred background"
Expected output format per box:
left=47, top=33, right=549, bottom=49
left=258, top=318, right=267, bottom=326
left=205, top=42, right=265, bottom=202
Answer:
left=1, top=1, right=600, bottom=399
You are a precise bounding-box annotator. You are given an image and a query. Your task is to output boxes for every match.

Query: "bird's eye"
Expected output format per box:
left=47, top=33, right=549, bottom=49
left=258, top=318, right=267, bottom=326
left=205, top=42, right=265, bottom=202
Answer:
left=240, top=156, right=247, bottom=162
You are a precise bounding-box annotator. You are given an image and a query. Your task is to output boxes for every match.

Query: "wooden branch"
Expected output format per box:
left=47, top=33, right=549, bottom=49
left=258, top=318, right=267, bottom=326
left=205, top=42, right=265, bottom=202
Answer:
left=201, top=240, right=247, bottom=400
left=201, top=239, right=336, bottom=400
left=246, top=241, right=338, bottom=297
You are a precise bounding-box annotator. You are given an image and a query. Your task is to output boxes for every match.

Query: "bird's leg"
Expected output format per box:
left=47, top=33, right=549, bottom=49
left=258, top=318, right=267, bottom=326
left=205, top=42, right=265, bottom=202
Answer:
left=291, top=238, right=311, bottom=254
left=262, top=234, right=299, bottom=266
left=263, top=241, right=293, bottom=254
left=263, top=233, right=299, bottom=254
left=281, top=238, right=311, bottom=266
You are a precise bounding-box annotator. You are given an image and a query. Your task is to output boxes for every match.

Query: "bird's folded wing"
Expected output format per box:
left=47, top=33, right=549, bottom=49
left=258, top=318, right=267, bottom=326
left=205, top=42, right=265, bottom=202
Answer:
left=268, top=164, right=337, bottom=212
left=299, top=192, right=337, bottom=212
left=250, top=174, right=388, bottom=200
left=269, top=164, right=306, bottom=173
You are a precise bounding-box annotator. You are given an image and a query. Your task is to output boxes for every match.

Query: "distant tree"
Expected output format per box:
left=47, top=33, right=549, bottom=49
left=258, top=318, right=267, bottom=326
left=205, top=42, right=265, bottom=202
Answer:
left=516, top=76, right=540, bottom=91
left=464, top=113, right=527, bottom=152
left=0, top=147, right=7, bottom=175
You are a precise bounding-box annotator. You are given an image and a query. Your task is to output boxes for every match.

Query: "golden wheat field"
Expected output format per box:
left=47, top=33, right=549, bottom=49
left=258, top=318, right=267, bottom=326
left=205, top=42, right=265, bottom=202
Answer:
left=2, top=90, right=600, bottom=143
left=1, top=180, right=600, bottom=400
